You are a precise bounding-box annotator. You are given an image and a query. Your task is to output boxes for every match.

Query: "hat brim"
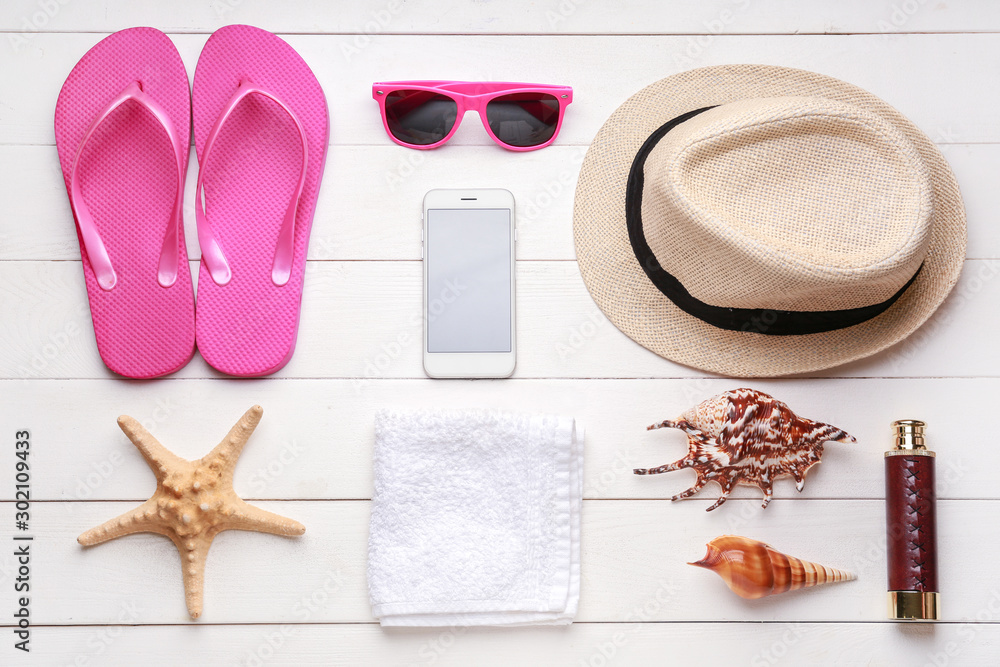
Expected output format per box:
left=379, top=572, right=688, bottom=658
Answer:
left=573, top=65, right=967, bottom=377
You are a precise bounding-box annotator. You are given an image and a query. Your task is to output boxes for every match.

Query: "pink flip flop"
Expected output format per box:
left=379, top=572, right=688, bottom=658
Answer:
left=192, top=25, right=329, bottom=376
left=54, top=27, right=195, bottom=379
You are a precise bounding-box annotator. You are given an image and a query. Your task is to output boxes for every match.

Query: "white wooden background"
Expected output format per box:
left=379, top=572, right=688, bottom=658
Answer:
left=2, top=1, right=999, bottom=665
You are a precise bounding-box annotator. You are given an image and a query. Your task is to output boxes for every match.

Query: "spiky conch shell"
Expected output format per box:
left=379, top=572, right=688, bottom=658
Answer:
left=633, top=388, right=856, bottom=511
left=690, top=535, right=856, bottom=599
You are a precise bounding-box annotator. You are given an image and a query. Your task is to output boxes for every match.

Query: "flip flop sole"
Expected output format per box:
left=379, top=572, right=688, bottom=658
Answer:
left=54, top=27, right=195, bottom=379
left=193, top=25, right=329, bottom=377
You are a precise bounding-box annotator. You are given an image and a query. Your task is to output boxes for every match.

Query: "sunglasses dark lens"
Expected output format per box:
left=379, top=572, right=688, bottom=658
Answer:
left=384, top=90, right=458, bottom=146
left=485, top=93, right=560, bottom=147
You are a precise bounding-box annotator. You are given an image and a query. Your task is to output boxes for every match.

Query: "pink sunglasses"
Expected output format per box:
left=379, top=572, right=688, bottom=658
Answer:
left=372, top=80, right=573, bottom=151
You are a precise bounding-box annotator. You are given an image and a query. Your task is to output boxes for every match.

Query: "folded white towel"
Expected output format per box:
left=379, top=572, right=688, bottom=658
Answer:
left=368, top=409, right=583, bottom=627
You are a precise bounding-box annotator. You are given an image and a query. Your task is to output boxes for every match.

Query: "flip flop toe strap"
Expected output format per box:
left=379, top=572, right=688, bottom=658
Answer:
left=69, top=80, right=186, bottom=291
left=195, top=79, right=310, bottom=287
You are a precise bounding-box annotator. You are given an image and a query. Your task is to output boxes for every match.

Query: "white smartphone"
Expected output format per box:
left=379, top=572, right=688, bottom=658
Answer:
left=422, top=188, right=516, bottom=378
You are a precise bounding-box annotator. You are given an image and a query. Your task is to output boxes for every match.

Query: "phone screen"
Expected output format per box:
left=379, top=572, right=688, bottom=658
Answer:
left=426, top=208, right=512, bottom=353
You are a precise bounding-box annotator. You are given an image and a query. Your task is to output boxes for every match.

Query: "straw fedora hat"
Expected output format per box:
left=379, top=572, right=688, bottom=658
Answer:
left=573, top=65, right=966, bottom=377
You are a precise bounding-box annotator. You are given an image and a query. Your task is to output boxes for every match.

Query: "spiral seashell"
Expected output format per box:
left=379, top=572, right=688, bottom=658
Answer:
left=690, top=535, right=856, bottom=599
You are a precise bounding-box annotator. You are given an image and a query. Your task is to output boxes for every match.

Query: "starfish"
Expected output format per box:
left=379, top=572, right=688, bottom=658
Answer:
left=78, top=405, right=305, bottom=619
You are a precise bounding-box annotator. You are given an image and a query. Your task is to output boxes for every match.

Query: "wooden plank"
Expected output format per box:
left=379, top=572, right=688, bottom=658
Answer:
left=2, top=259, right=998, bottom=380
left=11, top=624, right=1000, bottom=667
left=0, top=378, right=992, bottom=502
left=1, top=142, right=996, bottom=262
left=1, top=499, right=994, bottom=625
left=0, top=144, right=586, bottom=262
left=4, top=0, right=1000, bottom=35
left=6, top=621, right=1000, bottom=667
left=2, top=33, right=999, bottom=145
